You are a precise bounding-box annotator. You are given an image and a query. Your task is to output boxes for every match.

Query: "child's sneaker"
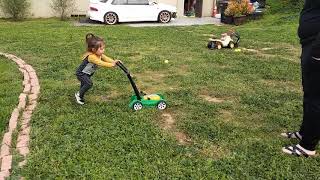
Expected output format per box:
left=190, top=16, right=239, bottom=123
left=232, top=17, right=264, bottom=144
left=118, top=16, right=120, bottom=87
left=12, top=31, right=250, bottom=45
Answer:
left=75, top=92, right=84, bottom=105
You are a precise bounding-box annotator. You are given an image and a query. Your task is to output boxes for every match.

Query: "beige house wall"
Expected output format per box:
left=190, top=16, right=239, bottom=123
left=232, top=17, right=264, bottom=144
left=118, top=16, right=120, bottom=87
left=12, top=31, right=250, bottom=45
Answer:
left=0, top=0, right=89, bottom=18
left=157, top=0, right=215, bottom=17
left=155, top=0, right=184, bottom=17
left=29, top=0, right=53, bottom=17
left=0, top=0, right=215, bottom=18
left=28, top=0, right=89, bottom=17
left=0, top=9, right=4, bottom=18
left=202, top=0, right=215, bottom=17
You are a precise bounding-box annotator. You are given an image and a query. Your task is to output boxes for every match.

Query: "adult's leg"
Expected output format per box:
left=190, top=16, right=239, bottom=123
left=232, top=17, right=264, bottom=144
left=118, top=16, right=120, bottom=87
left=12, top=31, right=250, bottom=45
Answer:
left=299, top=44, right=311, bottom=137
left=299, top=43, right=320, bottom=151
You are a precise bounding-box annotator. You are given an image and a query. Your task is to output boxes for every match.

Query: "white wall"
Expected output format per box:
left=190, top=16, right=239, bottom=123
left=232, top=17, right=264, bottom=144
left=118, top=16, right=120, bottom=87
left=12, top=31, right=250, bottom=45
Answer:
left=29, top=0, right=53, bottom=17
left=155, top=0, right=215, bottom=17
left=0, top=9, right=4, bottom=18
left=0, top=0, right=89, bottom=18
left=74, top=0, right=90, bottom=14
left=29, top=0, right=89, bottom=17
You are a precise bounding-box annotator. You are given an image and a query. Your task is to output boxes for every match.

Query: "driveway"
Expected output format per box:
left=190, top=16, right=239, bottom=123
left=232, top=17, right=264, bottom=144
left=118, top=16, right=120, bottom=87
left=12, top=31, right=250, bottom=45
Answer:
left=75, top=17, right=222, bottom=27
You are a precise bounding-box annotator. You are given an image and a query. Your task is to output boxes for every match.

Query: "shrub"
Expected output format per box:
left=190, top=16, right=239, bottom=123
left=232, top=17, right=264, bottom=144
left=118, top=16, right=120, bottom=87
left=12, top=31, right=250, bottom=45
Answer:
left=225, top=0, right=253, bottom=17
left=51, top=0, right=75, bottom=20
left=0, top=0, right=30, bottom=20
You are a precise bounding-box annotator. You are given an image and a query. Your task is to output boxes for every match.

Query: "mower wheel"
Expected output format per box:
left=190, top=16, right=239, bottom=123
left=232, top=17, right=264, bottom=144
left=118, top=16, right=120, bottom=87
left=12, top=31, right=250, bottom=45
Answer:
left=133, top=101, right=143, bottom=111
left=157, top=100, right=167, bottom=110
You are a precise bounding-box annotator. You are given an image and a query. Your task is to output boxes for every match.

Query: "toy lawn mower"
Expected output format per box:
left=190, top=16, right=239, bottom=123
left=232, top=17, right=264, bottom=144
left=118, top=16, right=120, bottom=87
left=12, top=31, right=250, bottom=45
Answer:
left=207, top=31, right=240, bottom=50
left=116, top=61, right=167, bottom=111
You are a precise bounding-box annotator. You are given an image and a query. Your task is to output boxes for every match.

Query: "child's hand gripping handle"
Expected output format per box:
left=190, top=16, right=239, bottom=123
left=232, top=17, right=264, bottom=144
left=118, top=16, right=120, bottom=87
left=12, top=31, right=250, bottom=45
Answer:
left=116, top=61, right=130, bottom=74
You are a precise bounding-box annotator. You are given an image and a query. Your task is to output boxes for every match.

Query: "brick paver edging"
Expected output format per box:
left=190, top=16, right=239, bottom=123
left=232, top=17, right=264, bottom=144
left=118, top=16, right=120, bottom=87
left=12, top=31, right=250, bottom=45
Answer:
left=0, top=52, right=40, bottom=179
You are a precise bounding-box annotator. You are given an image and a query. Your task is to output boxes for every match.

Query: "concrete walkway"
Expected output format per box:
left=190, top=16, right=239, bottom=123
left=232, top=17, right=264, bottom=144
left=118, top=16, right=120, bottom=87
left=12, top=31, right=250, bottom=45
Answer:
left=74, top=17, right=222, bottom=27
left=127, top=17, right=221, bottom=27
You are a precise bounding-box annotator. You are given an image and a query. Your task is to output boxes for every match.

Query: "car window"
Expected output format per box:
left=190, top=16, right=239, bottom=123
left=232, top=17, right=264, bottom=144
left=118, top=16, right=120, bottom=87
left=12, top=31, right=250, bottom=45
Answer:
left=112, top=0, right=127, bottom=5
left=128, top=0, right=149, bottom=5
left=100, top=0, right=108, bottom=2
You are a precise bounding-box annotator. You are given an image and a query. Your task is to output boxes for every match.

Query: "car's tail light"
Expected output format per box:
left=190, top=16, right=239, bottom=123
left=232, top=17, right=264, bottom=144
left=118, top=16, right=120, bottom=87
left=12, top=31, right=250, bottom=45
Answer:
left=90, top=7, right=98, bottom=11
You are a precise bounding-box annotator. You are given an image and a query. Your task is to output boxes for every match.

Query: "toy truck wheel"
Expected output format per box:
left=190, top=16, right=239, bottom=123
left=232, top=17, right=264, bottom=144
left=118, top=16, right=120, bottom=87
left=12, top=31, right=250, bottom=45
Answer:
left=157, top=101, right=167, bottom=110
left=229, top=42, right=235, bottom=49
left=217, top=43, right=222, bottom=49
left=133, top=101, right=143, bottom=111
left=207, top=41, right=215, bottom=50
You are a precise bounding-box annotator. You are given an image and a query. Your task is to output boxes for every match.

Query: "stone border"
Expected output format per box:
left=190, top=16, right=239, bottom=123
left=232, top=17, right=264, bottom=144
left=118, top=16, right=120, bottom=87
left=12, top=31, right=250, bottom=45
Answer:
left=0, top=53, right=40, bottom=179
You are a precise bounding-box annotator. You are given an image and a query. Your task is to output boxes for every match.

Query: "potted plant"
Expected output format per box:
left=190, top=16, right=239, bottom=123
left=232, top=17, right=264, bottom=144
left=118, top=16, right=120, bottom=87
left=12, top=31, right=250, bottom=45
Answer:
left=224, top=0, right=253, bottom=25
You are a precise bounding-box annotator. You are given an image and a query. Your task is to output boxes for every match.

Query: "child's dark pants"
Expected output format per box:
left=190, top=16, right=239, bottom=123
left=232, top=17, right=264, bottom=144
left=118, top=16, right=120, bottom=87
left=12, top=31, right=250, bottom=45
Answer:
left=77, top=74, right=93, bottom=99
left=299, top=43, right=320, bottom=151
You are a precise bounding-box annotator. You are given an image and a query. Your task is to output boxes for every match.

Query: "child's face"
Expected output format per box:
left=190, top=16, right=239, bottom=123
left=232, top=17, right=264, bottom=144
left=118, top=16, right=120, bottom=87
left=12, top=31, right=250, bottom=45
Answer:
left=95, top=44, right=105, bottom=56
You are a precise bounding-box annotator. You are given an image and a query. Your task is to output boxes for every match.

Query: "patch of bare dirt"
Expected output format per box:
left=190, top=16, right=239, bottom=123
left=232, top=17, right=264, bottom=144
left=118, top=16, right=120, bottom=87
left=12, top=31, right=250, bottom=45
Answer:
left=200, top=144, right=231, bottom=160
left=174, top=64, right=191, bottom=77
left=219, top=110, right=233, bottom=123
left=162, top=113, right=175, bottom=130
left=161, top=113, right=192, bottom=145
left=242, top=48, right=260, bottom=53
left=175, top=132, right=192, bottom=145
left=135, top=71, right=166, bottom=82
left=88, top=90, right=122, bottom=102
left=89, top=95, right=110, bottom=102
left=134, top=68, right=184, bottom=94
left=261, top=48, right=274, bottom=51
left=161, top=113, right=230, bottom=158
left=242, top=48, right=277, bottom=59
left=241, top=44, right=301, bottom=63
left=261, top=79, right=301, bottom=93
left=202, top=34, right=213, bottom=37
left=199, top=95, right=224, bottom=103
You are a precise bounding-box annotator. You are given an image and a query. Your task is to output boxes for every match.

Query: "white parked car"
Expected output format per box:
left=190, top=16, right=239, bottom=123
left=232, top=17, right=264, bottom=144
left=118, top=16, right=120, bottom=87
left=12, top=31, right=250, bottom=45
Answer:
left=89, top=0, right=177, bottom=25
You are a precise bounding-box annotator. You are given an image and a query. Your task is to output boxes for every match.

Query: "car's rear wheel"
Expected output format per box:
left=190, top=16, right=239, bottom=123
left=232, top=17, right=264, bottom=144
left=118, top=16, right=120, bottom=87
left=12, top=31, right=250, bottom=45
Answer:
left=158, top=11, right=171, bottom=23
left=104, top=12, right=118, bottom=25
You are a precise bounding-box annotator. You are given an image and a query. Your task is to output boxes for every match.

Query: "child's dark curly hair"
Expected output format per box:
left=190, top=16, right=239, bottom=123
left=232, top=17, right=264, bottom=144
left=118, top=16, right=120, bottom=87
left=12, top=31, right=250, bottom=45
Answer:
left=86, top=33, right=105, bottom=53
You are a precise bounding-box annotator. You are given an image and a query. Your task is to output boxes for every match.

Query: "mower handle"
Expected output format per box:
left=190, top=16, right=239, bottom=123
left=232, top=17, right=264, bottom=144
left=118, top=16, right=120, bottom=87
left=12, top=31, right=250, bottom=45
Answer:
left=116, top=61, right=142, bottom=100
left=116, top=61, right=130, bottom=74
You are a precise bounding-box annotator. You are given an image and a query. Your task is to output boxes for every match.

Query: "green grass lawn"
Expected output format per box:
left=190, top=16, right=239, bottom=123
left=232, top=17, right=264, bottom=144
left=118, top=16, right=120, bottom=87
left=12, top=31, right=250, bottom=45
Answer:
left=1, top=11, right=320, bottom=179
left=0, top=56, right=22, bottom=139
